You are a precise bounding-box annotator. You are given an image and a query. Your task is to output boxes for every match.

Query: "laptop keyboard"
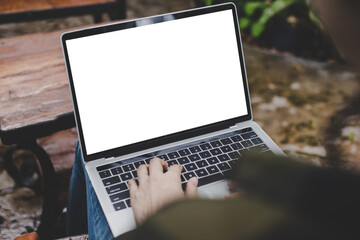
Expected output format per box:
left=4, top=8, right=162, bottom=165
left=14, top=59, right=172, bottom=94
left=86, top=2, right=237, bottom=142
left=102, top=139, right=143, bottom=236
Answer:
left=96, top=127, right=271, bottom=211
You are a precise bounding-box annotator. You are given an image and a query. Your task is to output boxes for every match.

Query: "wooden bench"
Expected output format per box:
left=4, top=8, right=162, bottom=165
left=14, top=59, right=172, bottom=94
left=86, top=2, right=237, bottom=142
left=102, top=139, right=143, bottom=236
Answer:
left=0, top=22, right=119, bottom=238
left=0, top=0, right=126, bottom=23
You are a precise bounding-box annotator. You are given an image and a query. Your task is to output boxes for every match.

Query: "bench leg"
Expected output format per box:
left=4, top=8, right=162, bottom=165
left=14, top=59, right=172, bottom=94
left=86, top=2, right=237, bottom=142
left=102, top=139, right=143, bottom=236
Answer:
left=3, top=139, right=62, bottom=239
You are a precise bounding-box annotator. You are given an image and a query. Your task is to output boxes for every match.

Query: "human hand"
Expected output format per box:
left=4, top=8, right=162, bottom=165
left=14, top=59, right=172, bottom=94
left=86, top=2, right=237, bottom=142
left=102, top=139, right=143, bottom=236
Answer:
left=224, top=180, right=242, bottom=199
left=128, top=157, right=198, bottom=225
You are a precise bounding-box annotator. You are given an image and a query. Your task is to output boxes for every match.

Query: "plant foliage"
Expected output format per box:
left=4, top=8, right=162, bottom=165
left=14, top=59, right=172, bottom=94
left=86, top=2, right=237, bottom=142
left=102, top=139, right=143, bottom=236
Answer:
left=205, top=0, right=321, bottom=38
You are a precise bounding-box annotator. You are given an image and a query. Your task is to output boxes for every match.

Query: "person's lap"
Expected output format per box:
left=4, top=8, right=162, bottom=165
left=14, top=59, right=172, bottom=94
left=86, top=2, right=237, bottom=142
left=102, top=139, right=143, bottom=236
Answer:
left=66, top=142, right=113, bottom=240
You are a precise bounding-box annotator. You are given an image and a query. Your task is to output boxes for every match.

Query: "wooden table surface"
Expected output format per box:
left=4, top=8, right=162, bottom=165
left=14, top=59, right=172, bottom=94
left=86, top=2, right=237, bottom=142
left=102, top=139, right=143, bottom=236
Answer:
left=0, top=23, right=111, bottom=144
left=0, top=0, right=116, bottom=14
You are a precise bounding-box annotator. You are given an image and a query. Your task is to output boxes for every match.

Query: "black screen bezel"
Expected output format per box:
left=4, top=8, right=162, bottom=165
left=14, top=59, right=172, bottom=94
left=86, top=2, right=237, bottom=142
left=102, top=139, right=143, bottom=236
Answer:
left=61, top=3, right=252, bottom=162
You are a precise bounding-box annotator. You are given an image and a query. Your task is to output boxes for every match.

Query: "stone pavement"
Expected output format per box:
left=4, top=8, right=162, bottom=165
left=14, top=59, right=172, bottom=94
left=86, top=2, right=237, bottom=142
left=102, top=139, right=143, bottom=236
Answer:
left=244, top=46, right=360, bottom=169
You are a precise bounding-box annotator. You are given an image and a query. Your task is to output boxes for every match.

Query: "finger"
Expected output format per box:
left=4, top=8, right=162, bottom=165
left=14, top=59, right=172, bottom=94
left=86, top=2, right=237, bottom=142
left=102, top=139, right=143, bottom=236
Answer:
left=128, top=178, right=139, bottom=197
left=149, top=157, right=168, bottom=175
left=185, top=177, right=198, bottom=198
left=167, top=164, right=182, bottom=176
left=227, top=180, right=241, bottom=192
left=224, top=192, right=242, bottom=199
left=137, top=164, right=149, bottom=182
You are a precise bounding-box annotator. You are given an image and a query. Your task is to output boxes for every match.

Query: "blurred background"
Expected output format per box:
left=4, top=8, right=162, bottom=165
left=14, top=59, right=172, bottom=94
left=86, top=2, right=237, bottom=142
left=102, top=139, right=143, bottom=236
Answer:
left=0, top=0, right=359, bottom=239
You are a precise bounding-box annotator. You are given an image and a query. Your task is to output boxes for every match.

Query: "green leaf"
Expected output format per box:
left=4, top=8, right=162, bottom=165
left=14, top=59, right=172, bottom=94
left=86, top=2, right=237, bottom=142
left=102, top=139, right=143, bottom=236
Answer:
left=251, top=0, right=300, bottom=37
left=348, top=132, right=355, bottom=141
left=239, top=17, right=251, bottom=29
left=309, top=10, right=323, bottom=29
left=244, top=2, right=266, bottom=16
left=203, top=0, right=212, bottom=6
left=251, top=22, right=265, bottom=38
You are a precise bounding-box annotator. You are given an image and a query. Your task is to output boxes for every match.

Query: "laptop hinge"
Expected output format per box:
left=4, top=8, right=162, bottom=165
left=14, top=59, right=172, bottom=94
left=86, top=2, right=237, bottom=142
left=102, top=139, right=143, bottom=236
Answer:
left=105, top=156, right=115, bottom=161
left=230, top=122, right=242, bottom=128
left=229, top=121, right=251, bottom=129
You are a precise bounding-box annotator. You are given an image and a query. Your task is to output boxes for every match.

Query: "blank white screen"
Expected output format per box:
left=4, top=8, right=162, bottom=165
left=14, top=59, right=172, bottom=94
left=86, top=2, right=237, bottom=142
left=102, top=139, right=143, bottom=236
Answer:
left=66, top=9, right=248, bottom=155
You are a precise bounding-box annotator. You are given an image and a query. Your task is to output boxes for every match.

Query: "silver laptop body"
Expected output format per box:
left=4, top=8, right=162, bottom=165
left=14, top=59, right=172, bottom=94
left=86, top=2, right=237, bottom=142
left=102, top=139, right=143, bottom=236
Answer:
left=61, top=3, right=284, bottom=237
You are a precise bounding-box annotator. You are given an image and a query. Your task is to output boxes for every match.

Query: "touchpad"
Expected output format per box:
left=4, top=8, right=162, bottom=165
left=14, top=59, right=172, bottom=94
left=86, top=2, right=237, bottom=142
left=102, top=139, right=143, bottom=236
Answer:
left=197, top=180, right=229, bottom=199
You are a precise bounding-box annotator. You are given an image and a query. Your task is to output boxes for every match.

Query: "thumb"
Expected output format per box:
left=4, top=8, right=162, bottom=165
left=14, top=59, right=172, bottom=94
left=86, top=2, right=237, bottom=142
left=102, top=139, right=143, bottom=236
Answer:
left=185, top=177, right=198, bottom=198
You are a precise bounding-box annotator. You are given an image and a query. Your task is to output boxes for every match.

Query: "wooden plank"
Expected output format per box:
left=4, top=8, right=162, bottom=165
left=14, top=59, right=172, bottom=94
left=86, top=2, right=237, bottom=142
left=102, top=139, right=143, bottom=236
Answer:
left=0, top=20, right=124, bottom=143
left=0, top=30, right=63, bottom=60
left=0, top=49, right=72, bottom=131
left=0, top=0, right=116, bottom=14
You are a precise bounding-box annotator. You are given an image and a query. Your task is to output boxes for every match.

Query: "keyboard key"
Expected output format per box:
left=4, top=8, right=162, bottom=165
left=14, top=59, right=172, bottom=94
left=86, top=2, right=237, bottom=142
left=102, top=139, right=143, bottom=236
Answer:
left=210, top=148, right=222, bottom=156
left=231, top=143, right=243, bottom=150
left=251, top=137, right=264, bottom=145
left=134, top=160, right=146, bottom=169
left=132, top=170, right=138, bottom=178
left=120, top=172, right=133, bottom=181
left=184, top=163, right=197, bottom=171
left=220, top=146, right=232, bottom=153
left=110, top=190, right=130, bottom=202
left=206, top=157, right=219, bottom=165
left=122, top=164, right=135, bottom=172
left=218, top=154, right=230, bottom=162
left=220, top=138, right=232, bottom=145
left=188, top=154, right=201, bottom=162
left=210, top=140, right=222, bottom=148
left=111, top=167, right=123, bottom=175
left=114, top=201, right=127, bottom=211
left=102, top=176, right=120, bottom=186
left=198, top=173, right=224, bottom=187
left=228, top=160, right=237, bottom=167
left=228, top=151, right=240, bottom=160
left=178, top=149, right=191, bottom=156
left=241, top=131, right=257, bottom=139
left=168, top=152, right=180, bottom=159
left=217, top=162, right=231, bottom=171
left=239, top=149, right=250, bottom=155
left=178, top=156, right=190, bottom=165
left=249, top=144, right=269, bottom=152
left=199, top=151, right=211, bottom=159
left=144, top=158, right=152, bottom=164
left=168, top=160, right=178, bottom=166
left=157, top=155, right=169, bottom=161
left=106, top=183, right=127, bottom=194
left=196, top=160, right=209, bottom=168
left=189, top=146, right=202, bottom=153
left=243, top=140, right=254, bottom=148
left=200, top=143, right=212, bottom=150
left=206, top=165, right=220, bottom=174
left=125, top=199, right=131, bottom=208
left=181, top=175, right=186, bottom=182
left=183, top=171, right=196, bottom=180
left=241, top=140, right=253, bottom=148
left=195, top=169, right=208, bottom=177
left=230, top=135, right=243, bottom=142
left=99, top=170, right=111, bottom=179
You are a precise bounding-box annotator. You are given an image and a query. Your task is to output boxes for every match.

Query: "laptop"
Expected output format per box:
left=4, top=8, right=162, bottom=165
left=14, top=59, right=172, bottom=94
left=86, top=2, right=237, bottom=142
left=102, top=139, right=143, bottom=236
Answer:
left=61, top=3, right=285, bottom=237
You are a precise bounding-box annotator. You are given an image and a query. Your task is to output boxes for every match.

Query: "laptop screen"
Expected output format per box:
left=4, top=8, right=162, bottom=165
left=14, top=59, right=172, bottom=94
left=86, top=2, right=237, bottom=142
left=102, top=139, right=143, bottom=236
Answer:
left=64, top=6, right=249, bottom=157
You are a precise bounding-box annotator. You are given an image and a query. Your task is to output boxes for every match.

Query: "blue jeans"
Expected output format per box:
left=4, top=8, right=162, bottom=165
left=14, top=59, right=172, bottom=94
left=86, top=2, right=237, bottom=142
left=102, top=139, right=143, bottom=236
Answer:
left=66, top=142, right=113, bottom=240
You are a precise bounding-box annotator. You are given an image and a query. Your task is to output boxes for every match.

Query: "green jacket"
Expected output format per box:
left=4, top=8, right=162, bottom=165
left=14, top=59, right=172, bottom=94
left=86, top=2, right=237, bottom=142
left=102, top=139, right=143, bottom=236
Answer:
left=117, top=154, right=360, bottom=240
